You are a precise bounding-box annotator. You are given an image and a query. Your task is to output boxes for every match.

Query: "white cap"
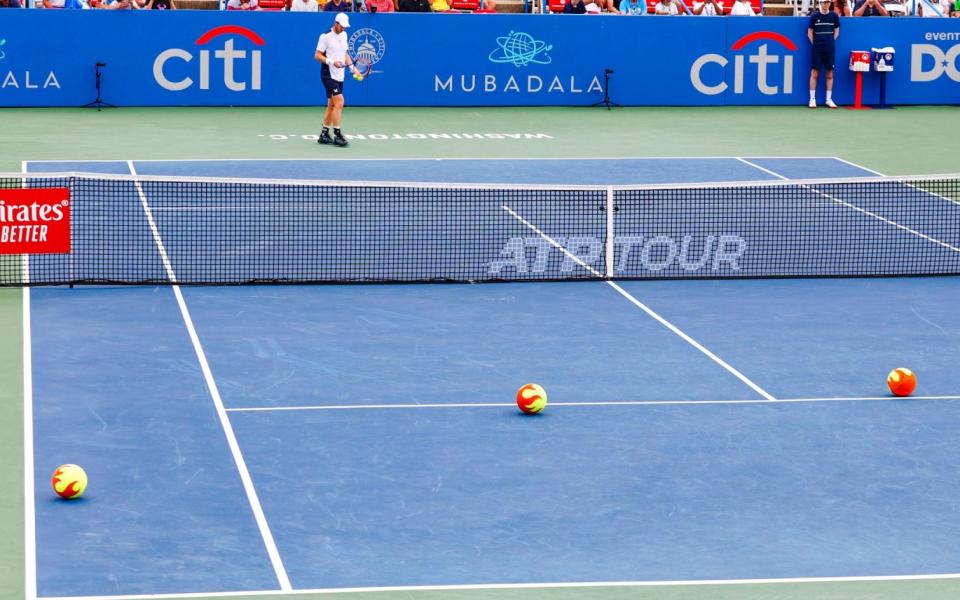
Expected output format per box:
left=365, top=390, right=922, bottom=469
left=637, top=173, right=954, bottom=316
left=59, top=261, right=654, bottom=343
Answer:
left=335, top=13, right=350, bottom=28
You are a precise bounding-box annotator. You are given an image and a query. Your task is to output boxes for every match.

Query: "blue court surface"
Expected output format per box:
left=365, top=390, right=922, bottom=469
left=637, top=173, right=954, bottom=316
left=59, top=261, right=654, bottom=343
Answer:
left=24, top=158, right=960, bottom=598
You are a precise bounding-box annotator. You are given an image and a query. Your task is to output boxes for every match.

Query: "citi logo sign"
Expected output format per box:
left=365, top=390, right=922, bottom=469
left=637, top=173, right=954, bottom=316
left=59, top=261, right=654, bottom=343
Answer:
left=153, top=26, right=264, bottom=92
left=911, top=44, right=960, bottom=83
left=690, top=32, right=797, bottom=96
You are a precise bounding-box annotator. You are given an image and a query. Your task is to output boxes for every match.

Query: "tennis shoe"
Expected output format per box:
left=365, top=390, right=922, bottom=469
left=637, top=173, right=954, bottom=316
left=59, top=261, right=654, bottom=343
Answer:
left=808, top=99, right=816, bottom=109
left=826, top=99, right=838, bottom=109
left=318, top=130, right=333, bottom=145
left=333, top=132, right=349, bottom=148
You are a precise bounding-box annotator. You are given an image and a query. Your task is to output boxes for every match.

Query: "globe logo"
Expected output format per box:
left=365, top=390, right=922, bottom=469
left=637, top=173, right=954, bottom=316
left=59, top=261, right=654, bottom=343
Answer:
left=488, top=31, right=552, bottom=68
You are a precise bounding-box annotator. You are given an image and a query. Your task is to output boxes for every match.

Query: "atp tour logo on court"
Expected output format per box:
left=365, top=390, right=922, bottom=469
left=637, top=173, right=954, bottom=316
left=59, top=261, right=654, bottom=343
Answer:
left=0, top=37, right=62, bottom=91
left=436, top=31, right=599, bottom=95
left=349, top=28, right=386, bottom=68
left=486, top=235, right=747, bottom=276
left=153, top=25, right=264, bottom=92
left=691, top=31, right=797, bottom=96
left=0, top=188, right=71, bottom=255
left=912, top=42, right=960, bottom=83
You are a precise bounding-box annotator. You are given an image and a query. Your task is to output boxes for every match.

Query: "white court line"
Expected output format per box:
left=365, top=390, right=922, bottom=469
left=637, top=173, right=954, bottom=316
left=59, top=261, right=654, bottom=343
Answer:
left=835, top=157, right=960, bottom=208
left=832, top=156, right=886, bottom=177
left=22, top=156, right=843, bottom=164
left=21, top=159, right=38, bottom=600
left=32, top=572, right=960, bottom=600
left=226, top=396, right=960, bottom=412
left=126, top=162, right=292, bottom=592
left=735, top=157, right=789, bottom=180
left=501, top=205, right=776, bottom=402
left=736, top=159, right=960, bottom=254
left=23, top=288, right=37, bottom=600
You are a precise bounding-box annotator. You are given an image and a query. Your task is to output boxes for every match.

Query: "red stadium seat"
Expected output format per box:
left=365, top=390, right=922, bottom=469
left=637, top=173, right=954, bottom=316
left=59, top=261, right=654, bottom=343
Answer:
left=548, top=0, right=565, bottom=10
left=259, top=0, right=287, bottom=8
left=450, top=0, right=480, bottom=9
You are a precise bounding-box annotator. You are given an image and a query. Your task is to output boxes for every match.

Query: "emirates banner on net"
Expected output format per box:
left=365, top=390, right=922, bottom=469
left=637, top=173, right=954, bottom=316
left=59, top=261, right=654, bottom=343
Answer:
left=0, top=188, right=71, bottom=255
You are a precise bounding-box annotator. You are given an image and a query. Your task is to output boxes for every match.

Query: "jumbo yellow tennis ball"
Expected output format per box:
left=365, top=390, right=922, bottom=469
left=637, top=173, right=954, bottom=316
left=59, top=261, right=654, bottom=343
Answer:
left=516, top=383, right=547, bottom=414
left=887, top=368, right=917, bottom=397
left=51, top=464, right=87, bottom=500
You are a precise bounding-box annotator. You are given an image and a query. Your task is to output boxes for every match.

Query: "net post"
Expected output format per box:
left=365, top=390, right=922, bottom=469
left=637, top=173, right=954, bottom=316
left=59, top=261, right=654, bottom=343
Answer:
left=605, top=186, right=614, bottom=279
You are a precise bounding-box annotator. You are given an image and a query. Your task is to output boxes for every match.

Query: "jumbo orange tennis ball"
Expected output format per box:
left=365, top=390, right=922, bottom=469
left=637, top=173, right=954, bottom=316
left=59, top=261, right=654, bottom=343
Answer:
left=887, top=368, right=917, bottom=397
left=51, top=464, right=87, bottom=500
left=516, top=383, right=547, bottom=414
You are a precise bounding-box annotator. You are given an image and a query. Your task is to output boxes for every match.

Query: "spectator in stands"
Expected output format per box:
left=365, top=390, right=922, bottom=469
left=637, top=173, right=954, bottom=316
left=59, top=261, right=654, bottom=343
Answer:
left=0, top=0, right=23, bottom=7
left=324, top=0, right=351, bottom=10
left=918, top=0, right=951, bottom=15
left=692, top=0, right=722, bottom=14
left=399, top=0, right=431, bottom=9
left=474, top=0, right=496, bottom=11
left=952, top=0, right=960, bottom=14
left=730, top=0, right=757, bottom=13
left=808, top=0, right=839, bottom=108
left=143, top=0, right=176, bottom=8
left=620, top=0, right=647, bottom=12
left=290, top=0, right=319, bottom=9
left=42, top=0, right=86, bottom=7
left=654, top=0, right=683, bottom=13
left=90, top=0, right=132, bottom=9
left=431, top=0, right=455, bottom=10
left=564, top=0, right=586, bottom=10
left=831, top=0, right=852, bottom=14
left=363, top=0, right=393, bottom=10
left=227, top=0, right=261, bottom=8
left=853, top=0, right=887, bottom=15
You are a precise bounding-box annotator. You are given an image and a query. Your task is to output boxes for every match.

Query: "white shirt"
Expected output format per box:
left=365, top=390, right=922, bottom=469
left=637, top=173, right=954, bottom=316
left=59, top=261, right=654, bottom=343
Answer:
left=654, top=0, right=678, bottom=13
left=226, top=0, right=259, bottom=8
left=289, top=0, right=318, bottom=10
left=317, top=29, right=349, bottom=82
left=693, top=0, right=722, bottom=13
left=917, top=0, right=950, bottom=15
left=730, top=0, right=755, bottom=13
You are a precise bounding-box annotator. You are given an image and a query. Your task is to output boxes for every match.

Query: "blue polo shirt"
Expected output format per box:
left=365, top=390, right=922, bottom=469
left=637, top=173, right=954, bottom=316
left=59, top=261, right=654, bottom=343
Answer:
left=620, top=0, right=648, bottom=12
left=808, top=11, right=840, bottom=51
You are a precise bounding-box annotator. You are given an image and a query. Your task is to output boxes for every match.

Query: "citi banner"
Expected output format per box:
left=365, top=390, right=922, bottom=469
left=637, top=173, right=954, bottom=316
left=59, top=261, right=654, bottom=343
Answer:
left=0, top=12, right=956, bottom=107
left=0, top=188, right=71, bottom=255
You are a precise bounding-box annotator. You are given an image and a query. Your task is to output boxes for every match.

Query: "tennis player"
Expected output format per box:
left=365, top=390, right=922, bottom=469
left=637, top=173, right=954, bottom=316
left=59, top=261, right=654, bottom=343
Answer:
left=315, top=13, right=359, bottom=148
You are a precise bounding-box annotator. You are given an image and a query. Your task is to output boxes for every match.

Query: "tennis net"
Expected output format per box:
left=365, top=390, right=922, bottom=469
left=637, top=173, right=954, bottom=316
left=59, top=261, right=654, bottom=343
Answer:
left=2, top=172, right=959, bottom=286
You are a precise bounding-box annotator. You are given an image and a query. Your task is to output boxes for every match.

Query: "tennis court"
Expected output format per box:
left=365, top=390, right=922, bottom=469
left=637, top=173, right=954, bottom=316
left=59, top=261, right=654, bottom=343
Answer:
left=3, top=106, right=960, bottom=600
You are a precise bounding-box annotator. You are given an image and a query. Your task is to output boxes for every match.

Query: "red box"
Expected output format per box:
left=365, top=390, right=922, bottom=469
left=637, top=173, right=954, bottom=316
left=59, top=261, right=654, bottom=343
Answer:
left=0, top=188, right=71, bottom=255
left=849, top=51, right=871, bottom=73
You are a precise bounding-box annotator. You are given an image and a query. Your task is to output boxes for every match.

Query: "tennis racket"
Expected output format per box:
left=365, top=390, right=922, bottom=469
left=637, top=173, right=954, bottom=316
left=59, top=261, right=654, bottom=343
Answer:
left=350, top=57, right=373, bottom=80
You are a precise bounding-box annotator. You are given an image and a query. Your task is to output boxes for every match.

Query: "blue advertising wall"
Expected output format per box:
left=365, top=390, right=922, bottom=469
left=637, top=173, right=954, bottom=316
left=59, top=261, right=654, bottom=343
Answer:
left=0, top=11, right=957, bottom=107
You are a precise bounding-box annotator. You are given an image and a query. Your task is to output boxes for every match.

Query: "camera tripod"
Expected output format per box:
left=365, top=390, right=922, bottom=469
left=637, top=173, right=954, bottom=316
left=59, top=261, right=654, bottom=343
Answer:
left=591, top=68, right=621, bottom=110
left=82, top=62, right=115, bottom=111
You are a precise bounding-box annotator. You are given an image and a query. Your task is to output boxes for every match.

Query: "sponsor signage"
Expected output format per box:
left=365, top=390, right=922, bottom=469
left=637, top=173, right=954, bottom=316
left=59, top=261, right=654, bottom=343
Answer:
left=0, top=12, right=956, bottom=107
left=0, top=188, right=71, bottom=255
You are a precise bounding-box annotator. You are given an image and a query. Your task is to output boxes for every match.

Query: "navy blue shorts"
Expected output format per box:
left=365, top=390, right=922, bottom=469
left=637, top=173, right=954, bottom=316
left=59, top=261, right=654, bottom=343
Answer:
left=321, top=75, right=343, bottom=99
left=811, top=48, right=835, bottom=72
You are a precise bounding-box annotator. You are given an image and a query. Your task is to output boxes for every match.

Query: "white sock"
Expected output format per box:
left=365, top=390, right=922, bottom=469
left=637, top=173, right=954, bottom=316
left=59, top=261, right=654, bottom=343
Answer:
left=826, top=91, right=833, bottom=102
left=809, top=90, right=816, bottom=101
